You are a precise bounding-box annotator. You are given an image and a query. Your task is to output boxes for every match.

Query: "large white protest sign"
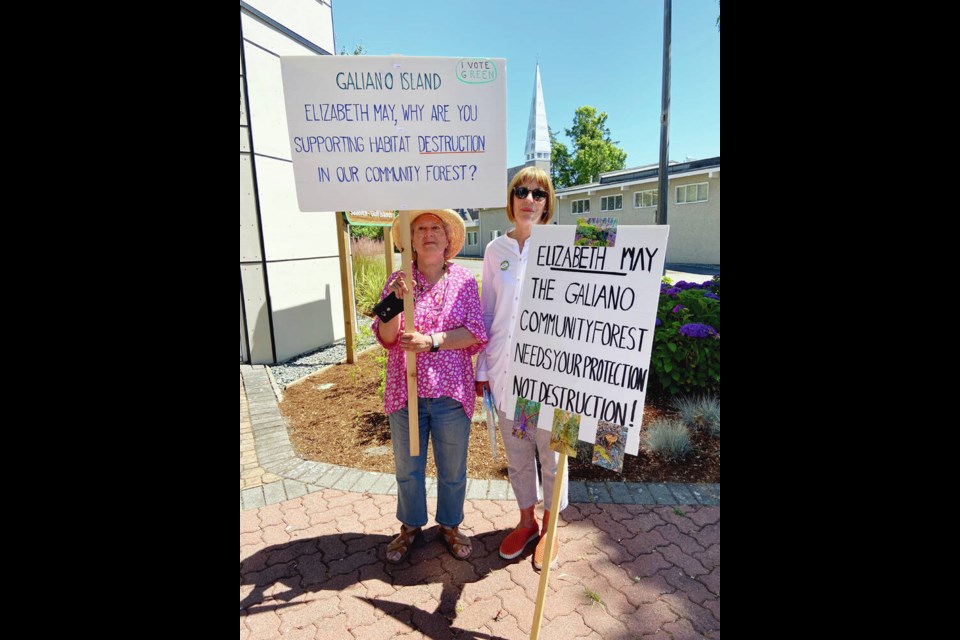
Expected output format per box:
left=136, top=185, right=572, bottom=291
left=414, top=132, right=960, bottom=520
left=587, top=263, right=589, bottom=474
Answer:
left=504, top=222, right=669, bottom=457
left=280, top=56, right=507, bottom=212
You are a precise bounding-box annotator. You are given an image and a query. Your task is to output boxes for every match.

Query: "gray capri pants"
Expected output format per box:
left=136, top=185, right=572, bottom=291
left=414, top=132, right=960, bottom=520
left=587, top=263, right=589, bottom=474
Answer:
left=498, top=410, right=569, bottom=512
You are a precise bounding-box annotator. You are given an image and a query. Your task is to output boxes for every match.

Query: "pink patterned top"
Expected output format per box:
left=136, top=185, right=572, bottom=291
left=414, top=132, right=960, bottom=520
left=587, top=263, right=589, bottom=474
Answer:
left=373, top=263, right=488, bottom=418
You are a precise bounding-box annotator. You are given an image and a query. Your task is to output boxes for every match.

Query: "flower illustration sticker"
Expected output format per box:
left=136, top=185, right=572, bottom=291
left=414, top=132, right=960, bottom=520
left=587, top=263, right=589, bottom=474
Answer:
left=500, top=260, right=509, bottom=271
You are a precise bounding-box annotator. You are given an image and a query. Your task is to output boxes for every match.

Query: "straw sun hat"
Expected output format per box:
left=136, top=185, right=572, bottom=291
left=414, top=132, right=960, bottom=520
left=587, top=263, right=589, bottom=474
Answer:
left=391, top=209, right=465, bottom=261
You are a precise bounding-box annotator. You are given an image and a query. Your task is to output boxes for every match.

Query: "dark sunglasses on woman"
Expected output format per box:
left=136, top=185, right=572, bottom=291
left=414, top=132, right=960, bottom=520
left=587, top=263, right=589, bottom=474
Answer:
left=513, top=186, right=548, bottom=201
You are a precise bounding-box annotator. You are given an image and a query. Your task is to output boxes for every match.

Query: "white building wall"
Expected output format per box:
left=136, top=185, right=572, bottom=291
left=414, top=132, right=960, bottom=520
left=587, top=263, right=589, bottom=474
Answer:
left=240, top=1, right=340, bottom=364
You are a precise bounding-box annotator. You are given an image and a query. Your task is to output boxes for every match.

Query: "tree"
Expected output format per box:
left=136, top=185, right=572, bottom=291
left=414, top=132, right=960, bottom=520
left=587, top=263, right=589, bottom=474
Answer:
left=549, top=126, right=573, bottom=188
left=338, top=43, right=365, bottom=56
left=349, top=225, right=383, bottom=240
left=716, top=0, right=720, bottom=31
left=549, top=106, right=627, bottom=188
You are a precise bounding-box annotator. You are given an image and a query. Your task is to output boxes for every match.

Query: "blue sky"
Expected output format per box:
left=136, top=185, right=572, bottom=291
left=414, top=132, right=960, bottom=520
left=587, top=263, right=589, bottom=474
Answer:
left=331, top=0, right=720, bottom=170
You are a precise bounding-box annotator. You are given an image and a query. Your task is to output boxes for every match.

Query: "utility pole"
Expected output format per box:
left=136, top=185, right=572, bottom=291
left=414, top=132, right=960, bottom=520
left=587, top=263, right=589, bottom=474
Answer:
left=656, top=0, right=672, bottom=226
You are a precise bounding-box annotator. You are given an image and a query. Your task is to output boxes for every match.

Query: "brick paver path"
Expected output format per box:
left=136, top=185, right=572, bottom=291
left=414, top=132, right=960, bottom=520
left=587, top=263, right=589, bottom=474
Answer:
left=240, top=489, right=720, bottom=639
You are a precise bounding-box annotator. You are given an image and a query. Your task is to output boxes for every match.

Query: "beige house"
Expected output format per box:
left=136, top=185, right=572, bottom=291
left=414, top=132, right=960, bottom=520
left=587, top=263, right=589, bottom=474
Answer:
left=469, top=158, right=721, bottom=266
left=555, top=157, right=720, bottom=265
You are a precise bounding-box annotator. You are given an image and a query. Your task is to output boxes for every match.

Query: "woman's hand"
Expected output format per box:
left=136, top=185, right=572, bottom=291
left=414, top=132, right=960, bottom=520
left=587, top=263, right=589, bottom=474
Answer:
left=475, top=380, right=490, bottom=397
left=399, top=331, right=431, bottom=352
left=388, top=273, right=410, bottom=299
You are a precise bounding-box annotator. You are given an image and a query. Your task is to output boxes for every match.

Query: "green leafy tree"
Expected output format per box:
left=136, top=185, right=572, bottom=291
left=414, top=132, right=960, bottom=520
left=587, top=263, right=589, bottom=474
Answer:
left=338, top=43, right=365, bottom=56
left=550, top=106, right=627, bottom=187
left=349, top=225, right=383, bottom=240
left=549, top=126, right=573, bottom=188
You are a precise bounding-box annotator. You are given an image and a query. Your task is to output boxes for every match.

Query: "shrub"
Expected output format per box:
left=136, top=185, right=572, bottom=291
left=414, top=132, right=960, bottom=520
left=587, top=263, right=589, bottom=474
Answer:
left=645, top=419, right=692, bottom=459
left=708, top=410, right=720, bottom=437
left=672, top=395, right=701, bottom=427
left=672, top=393, right=721, bottom=433
left=698, top=396, right=721, bottom=435
left=352, top=239, right=388, bottom=317
left=651, top=277, right=720, bottom=395
left=374, top=350, right=388, bottom=400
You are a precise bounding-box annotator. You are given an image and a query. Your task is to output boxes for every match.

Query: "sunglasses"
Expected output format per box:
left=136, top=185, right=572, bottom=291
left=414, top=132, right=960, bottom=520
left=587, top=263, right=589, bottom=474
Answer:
left=513, top=185, right=548, bottom=201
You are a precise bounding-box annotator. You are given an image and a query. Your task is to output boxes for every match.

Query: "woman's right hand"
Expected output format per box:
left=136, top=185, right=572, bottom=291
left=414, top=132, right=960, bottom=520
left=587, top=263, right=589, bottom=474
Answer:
left=475, top=380, right=490, bottom=398
left=388, top=273, right=410, bottom=299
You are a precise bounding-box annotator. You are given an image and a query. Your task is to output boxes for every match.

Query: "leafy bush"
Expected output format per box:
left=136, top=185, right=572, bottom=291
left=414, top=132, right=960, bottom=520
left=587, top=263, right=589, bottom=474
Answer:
left=651, top=277, right=720, bottom=395
left=645, top=419, right=692, bottom=459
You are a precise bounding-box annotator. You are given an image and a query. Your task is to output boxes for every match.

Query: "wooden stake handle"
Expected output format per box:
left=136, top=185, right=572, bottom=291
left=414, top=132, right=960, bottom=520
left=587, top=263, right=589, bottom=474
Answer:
left=398, top=211, right=419, bottom=457
left=530, top=452, right=567, bottom=639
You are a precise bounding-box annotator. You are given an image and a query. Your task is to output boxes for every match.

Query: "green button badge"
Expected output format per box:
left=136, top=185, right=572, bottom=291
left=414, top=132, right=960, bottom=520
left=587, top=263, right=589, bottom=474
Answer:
left=500, top=260, right=509, bottom=271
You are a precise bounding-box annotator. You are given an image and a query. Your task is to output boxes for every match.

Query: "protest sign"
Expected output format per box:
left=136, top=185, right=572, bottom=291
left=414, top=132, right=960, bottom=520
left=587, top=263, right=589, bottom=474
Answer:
left=281, top=56, right=507, bottom=212
left=504, top=221, right=669, bottom=458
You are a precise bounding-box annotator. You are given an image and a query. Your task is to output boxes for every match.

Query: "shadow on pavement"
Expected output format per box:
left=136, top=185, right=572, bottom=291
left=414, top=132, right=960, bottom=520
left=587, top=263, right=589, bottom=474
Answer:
left=240, top=526, right=526, bottom=638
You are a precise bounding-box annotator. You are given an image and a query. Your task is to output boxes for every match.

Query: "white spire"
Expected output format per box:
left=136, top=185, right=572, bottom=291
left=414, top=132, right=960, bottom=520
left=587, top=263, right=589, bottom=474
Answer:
left=524, top=63, right=550, bottom=164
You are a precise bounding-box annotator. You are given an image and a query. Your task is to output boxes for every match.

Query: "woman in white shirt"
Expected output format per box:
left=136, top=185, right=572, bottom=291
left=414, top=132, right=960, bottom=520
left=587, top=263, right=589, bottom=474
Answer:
left=475, top=166, right=568, bottom=570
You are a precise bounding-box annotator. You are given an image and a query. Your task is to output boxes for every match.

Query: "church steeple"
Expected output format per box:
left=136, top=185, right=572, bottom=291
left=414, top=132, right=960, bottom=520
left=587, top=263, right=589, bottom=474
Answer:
left=524, top=63, right=550, bottom=171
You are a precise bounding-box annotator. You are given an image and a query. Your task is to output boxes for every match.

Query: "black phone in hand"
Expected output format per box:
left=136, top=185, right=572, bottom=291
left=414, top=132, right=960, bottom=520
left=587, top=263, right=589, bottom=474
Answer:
left=373, top=292, right=403, bottom=322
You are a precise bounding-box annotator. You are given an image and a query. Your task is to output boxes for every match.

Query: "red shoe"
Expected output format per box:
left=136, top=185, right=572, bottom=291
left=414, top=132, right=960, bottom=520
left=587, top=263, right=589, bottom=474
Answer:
left=533, top=510, right=559, bottom=570
left=499, top=522, right=540, bottom=560
left=533, top=532, right=559, bottom=570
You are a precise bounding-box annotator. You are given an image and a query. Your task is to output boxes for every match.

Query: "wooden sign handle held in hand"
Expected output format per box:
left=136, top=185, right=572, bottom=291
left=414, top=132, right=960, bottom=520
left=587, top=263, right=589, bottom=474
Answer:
left=398, top=210, right=419, bottom=457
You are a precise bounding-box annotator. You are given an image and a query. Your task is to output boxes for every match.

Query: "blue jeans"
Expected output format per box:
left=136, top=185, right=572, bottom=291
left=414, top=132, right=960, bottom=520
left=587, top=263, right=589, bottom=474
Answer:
left=389, top=396, right=470, bottom=528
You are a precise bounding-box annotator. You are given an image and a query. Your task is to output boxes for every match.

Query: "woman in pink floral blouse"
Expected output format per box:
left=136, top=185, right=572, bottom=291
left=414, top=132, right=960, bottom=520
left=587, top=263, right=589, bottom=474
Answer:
left=373, top=209, right=487, bottom=564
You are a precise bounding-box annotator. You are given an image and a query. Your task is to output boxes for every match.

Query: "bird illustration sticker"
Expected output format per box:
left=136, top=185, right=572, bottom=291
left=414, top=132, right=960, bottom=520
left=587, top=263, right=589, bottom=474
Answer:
left=592, top=420, right=628, bottom=472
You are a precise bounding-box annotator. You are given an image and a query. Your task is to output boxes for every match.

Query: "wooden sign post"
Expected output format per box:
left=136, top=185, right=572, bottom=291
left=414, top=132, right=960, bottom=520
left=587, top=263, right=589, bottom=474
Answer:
left=397, top=210, right=419, bottom=457
left=529, top=452, right=567, bottom=640
left=334, top=212, right=357, bottom=364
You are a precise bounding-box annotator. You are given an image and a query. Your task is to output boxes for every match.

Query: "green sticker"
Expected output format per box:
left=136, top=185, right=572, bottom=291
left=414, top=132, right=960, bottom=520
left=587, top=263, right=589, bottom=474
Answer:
left=455, top=58, right=498, bottom=84
left=500, top=260, right=509, bottom=271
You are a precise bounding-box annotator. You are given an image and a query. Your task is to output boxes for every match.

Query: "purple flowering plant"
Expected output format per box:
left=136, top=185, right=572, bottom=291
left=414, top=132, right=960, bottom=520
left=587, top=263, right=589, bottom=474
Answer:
left=651, top=274, right=720, bottom=395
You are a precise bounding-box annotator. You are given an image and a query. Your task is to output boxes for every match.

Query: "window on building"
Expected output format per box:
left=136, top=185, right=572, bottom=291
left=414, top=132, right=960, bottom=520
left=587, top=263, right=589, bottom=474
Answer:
left=600, top=195, right=623, bottom=212
left=676, top=182, right=708, bottom=204
left=490, top=230, right=502, bottom=241
left=571, top=199, right=590, bottom=214
left=467, top=231, right=478, bottom=246
left=634, top=190, right=658, bottom=208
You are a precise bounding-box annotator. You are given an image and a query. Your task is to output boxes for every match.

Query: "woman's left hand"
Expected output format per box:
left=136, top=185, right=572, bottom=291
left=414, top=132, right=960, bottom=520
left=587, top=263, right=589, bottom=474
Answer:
left=399, top=331, right=431, bottom=352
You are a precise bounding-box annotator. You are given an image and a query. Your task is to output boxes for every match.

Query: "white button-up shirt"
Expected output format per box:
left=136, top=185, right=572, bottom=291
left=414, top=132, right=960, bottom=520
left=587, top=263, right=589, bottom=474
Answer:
left=475, top=232, right=528, bottom=412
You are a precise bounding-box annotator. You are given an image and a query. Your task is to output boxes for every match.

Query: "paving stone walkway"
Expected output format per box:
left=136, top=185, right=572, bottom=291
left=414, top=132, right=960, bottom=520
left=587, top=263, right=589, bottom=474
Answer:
left=240, top=365, right=720, bottom=639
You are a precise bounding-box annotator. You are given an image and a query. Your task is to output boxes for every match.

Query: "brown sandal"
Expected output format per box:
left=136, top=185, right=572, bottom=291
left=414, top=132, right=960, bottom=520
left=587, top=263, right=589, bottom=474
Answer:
left=386, top=524, right=422, bottom=564
left=439, top=525, right=472, bottom=560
